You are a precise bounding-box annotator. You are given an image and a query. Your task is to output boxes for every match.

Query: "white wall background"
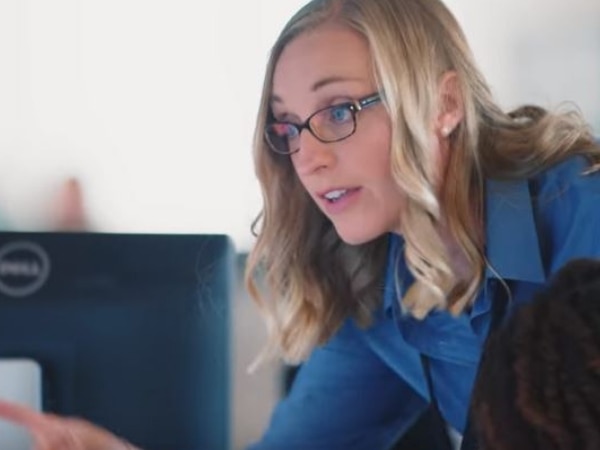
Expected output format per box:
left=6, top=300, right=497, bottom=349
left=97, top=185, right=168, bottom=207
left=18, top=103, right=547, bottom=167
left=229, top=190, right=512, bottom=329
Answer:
left=0, top=0, right=599, bottom=252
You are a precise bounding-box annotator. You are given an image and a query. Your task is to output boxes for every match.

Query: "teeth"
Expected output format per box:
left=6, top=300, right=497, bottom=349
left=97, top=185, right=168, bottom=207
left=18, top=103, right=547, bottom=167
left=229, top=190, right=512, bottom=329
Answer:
left=324, top=189, right=347, bottom=200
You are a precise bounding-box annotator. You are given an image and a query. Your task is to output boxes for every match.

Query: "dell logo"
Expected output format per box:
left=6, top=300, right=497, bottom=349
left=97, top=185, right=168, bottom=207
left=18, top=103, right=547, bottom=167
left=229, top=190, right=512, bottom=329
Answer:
left=0, top=260, right=43, bottom=277
left=0, top=241, right=50, bottom=297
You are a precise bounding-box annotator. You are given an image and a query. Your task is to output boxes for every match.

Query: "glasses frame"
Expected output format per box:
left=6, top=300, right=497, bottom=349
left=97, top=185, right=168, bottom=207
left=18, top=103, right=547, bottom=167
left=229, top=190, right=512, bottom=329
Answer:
left=265, top=92, right=381, bottom=155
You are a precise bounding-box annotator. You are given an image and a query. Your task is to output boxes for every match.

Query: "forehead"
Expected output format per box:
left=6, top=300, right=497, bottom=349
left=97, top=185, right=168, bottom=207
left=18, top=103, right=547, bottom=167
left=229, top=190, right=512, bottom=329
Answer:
left=272, top=24, right=374, bottom=102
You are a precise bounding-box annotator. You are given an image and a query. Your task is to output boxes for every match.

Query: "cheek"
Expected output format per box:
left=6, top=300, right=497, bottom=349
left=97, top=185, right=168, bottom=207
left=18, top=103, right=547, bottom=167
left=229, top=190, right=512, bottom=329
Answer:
left=289, top=156, right=310, bottom=191
left=357, top=123, right=404, bottom=221
left=355, top=122, right=393, bottom=179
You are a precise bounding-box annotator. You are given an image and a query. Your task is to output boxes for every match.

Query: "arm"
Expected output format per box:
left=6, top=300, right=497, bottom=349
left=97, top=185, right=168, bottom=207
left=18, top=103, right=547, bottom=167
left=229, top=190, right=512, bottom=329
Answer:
left=248, top=319, right=428, bottom=450
left=0, top=400, right=136, bottom=450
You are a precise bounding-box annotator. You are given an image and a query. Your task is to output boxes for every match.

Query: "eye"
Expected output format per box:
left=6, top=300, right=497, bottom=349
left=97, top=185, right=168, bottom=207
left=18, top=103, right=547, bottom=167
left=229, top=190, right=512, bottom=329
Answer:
left=271, top=122, right=299, bottom=138
left=326, top=104, right=353, bottom=124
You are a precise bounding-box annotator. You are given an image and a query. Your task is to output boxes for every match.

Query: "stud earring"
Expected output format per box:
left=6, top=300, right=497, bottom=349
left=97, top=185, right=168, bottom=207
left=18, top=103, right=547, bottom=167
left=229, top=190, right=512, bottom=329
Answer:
left=441, top=126, right=452, bottom=137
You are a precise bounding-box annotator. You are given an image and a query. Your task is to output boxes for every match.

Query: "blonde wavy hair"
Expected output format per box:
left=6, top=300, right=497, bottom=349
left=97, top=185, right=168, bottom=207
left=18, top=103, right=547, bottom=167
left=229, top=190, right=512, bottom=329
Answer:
left=245, top=0, right=600, bottom=365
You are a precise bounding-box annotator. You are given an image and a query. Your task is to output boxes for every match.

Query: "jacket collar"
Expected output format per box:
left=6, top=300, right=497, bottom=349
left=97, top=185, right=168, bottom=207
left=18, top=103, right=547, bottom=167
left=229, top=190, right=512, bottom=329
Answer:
left=484, top=177, right=546, bottom=283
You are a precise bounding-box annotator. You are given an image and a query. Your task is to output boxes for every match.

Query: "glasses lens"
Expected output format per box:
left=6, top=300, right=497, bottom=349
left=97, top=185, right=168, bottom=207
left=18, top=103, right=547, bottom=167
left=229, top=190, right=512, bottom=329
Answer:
left=311, top=104, right=355, bottom=142
left=265, top=123, right=298, bottom=154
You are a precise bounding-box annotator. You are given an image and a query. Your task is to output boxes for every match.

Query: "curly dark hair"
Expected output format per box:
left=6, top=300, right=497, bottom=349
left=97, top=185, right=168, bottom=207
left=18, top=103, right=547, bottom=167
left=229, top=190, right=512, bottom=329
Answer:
left=471, top=258, right=600, bottom=450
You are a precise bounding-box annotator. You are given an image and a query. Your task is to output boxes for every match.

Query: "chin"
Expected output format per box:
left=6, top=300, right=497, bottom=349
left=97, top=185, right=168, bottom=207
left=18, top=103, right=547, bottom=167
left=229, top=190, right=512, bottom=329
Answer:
left=334, top=224, right=385, bottom=246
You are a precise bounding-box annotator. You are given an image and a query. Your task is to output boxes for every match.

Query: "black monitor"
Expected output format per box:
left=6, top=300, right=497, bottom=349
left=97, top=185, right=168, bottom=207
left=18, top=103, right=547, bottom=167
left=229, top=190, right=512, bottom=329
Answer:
left=0, top=232, right=234, bottom=450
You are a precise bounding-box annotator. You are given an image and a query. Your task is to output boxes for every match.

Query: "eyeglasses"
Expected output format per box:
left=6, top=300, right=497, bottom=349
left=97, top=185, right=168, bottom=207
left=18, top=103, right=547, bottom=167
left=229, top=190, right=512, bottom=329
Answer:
left=265, top=93, right=381, bottom=155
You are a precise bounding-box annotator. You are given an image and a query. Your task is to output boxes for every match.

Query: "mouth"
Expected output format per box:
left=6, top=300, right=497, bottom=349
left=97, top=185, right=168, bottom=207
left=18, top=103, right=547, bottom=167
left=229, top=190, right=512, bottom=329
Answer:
left=319, top=187, right=361, bottom=203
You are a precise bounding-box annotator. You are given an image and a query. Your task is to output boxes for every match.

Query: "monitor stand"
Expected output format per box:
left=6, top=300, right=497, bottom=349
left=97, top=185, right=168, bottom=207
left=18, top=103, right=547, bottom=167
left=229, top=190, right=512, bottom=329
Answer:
left=0, top=359, right=42, bottom=450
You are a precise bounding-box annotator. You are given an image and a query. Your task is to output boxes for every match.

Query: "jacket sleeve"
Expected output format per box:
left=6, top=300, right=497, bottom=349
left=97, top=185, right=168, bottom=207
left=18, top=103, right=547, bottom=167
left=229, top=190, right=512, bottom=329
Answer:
left=246, top=318, right=428, bottom=450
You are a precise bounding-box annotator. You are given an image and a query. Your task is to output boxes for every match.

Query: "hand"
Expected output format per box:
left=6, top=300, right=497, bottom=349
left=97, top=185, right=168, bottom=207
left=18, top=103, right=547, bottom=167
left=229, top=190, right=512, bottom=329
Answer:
left=51, top=177, right=89, bottom=231
left=0, top=399, right=136, bottom=450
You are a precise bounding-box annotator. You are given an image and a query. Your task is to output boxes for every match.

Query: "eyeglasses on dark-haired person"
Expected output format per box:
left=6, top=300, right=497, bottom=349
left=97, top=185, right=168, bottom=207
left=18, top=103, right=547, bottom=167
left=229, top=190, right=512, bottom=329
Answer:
left=265, top=93, right=381, bottom=155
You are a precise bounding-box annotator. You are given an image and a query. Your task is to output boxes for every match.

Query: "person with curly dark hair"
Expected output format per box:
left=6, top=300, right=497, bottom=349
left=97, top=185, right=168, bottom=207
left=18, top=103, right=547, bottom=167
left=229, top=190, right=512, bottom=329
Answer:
left=471, top=258, right=600, bottom=450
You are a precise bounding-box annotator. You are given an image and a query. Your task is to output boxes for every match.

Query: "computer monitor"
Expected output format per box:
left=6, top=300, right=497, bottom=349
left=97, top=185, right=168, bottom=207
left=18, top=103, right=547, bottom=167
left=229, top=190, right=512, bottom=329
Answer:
left=0, top=232, right=234, bottom=450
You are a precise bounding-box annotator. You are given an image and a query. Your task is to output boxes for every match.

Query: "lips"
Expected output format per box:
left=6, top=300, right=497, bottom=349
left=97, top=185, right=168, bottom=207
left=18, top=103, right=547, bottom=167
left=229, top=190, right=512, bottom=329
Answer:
left=319, top=187, right=360, bottom=203
left=313, top=187, right=363, bottom=219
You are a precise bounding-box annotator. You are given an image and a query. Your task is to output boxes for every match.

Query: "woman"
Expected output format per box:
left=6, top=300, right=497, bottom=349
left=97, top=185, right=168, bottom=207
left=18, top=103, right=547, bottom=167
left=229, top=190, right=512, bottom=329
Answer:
left=0, top=0, right=599, bottom=449
left=243, top=0, right=600, bottom=448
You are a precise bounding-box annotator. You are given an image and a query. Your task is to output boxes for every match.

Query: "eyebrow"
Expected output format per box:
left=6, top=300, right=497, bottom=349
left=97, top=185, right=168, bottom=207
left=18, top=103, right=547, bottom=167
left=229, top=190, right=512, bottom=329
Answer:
left=311, top=75, right=364, bottom=92
left=271, top=75, right=365, bottom=103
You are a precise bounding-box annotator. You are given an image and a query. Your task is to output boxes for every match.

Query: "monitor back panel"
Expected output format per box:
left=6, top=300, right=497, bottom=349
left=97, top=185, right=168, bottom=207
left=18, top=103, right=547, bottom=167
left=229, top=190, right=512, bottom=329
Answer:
left=0, top=232, right=234, bottom=450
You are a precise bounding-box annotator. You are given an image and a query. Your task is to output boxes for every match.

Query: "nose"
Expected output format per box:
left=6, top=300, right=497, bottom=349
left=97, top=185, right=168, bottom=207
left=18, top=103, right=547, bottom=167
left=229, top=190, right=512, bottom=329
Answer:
left=291, top=130, right=337, bottom=176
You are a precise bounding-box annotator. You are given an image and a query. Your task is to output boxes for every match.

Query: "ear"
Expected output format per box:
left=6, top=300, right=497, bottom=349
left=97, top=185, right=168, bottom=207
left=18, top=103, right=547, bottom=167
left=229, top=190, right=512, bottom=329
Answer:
left=434, top=71, right=464, bottom=138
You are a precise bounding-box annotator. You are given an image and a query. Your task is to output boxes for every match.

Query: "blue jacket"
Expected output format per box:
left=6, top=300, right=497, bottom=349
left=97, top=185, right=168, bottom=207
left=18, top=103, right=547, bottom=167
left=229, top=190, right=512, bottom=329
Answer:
left=249, top=156, right=600, bottom=450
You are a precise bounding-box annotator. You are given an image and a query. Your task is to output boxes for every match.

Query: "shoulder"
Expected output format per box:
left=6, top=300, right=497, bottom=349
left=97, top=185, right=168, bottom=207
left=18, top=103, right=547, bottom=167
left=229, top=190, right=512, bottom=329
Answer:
left=310, top=316, right=375, bottom=357
left=530, top=155, right=600, bottom=272
left=532, top=155, right=600, bottom=195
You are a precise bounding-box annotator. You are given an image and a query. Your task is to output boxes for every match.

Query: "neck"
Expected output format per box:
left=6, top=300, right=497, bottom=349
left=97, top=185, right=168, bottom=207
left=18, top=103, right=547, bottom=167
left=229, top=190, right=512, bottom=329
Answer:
left=436, top=216, right=475, bottom=282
